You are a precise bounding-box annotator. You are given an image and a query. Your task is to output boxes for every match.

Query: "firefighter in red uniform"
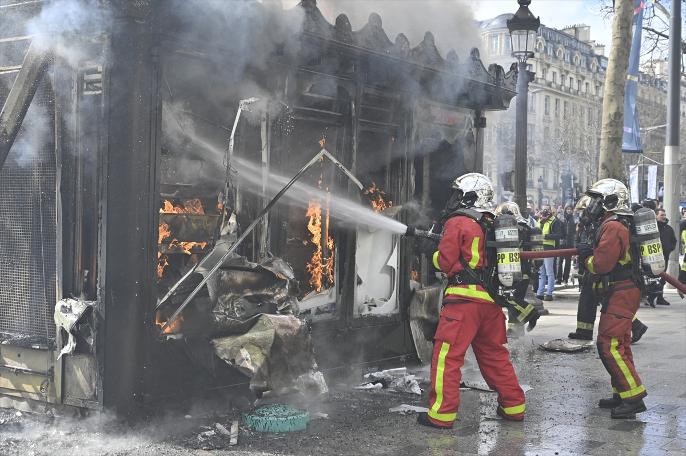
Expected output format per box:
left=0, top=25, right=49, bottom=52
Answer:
left=417, top=173, right=526, bottom=429
left=576, top=179, right=647, bottom=419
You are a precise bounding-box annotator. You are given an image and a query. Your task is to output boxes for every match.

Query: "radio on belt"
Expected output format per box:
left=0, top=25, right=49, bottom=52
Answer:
left=633, top=208, right=665, bottom=276
left=493, top=214, right=522, bottom=287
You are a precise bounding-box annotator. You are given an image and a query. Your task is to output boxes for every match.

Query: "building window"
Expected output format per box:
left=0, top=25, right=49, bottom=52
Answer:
left=563, top=100, right=569, bottom=119
left=544, top=126, right=550, bottom=143
left=490, top=35, right=499, bottom=54
left=555, top=98, right=560, bottom=117
left=577, top=79, right=581, bottom=92
left=585, top=82, right=590, bottom=93
left=561, top=75, right=565, bottom=87
left=544, top=95, right=550, bottom=115
left=587, top=107, right=593, bottom=126
left=541, top=67, right=547, bottom=80
left=552, top=72, right=557, bottom=84
left=504, top=38, right=511, bottom=55
left=569, top=77, right=574, bottom=89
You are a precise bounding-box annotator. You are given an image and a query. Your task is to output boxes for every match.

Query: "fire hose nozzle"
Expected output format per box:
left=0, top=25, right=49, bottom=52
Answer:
left=405, top=226, right=442, bottom=242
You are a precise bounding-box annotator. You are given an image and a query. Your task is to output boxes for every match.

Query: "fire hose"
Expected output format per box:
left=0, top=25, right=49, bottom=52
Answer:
left=520, top=248, right=686, bottom=294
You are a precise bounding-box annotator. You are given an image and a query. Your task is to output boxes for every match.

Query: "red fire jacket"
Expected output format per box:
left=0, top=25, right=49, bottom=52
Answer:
left=433, top=215, right=495, bottom=304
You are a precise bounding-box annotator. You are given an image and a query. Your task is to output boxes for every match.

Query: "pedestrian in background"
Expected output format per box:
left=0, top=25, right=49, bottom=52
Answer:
left=646, top=208, right=677, bottom=306
left=536, top=206, right=562, bottom=301
left=556, top=205, right=576, bottom=285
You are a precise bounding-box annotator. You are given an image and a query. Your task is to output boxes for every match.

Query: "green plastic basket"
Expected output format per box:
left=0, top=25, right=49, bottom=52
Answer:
left=242, top=404, right=310, bottom=433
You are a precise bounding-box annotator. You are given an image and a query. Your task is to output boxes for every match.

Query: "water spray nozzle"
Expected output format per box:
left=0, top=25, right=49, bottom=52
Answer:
left=405, top=225, right=442, bottom=242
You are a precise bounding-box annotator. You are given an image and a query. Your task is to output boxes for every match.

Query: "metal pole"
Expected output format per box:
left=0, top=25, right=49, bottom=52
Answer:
left=664, top=0, right=681, bottom=278
left=515, top=61, right=529, bottom=212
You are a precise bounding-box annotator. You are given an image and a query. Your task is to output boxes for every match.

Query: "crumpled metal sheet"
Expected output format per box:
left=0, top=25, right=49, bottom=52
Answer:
left=53, top=299, right=94, bottom=359
left=408, top=284, right=444, bottom=364
left=205, top=256, right=300, bottom=336
left=211, top=314, right=326, bottom=395
left=539, top=338, right=595, bottom=353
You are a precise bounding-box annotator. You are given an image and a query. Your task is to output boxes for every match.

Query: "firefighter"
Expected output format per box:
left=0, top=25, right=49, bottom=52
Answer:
left=496, top=201, right=533, bottom=337
left=568, top=196, right=648, bottom=343
left=576, top=179, right=647, bottom=419
left=417, top=173, right=526, bottom=429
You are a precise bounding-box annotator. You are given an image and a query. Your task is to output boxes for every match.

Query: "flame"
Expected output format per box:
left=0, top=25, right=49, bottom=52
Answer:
left=157, top=199, right=209, bottom=280
left=305, top=198, right=335, bottom=292
left=364, top=182, right=392, bottom=213
left=155, top=310, right=183, bottom=334
left=160, top=198, right=205, bottom=214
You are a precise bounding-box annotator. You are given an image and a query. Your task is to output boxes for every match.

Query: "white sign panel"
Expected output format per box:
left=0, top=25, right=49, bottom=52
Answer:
left=629, top=166, right=640, bottom=204
left=647, top=165, right=657, bottom=199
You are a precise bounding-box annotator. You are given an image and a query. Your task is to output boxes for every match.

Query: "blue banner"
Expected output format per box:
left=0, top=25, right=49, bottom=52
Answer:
left=622, top=0, right=646, bottom=153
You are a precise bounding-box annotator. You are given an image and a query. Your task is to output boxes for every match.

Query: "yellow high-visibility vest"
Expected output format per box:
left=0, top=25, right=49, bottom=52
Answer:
left=538, top=218, right=556, bottom=247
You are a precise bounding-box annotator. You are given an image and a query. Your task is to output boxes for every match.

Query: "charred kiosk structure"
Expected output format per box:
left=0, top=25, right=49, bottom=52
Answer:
left=0, top=0, right=516, bottom=414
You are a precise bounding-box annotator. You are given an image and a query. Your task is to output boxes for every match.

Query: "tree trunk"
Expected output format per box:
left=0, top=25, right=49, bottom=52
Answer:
left=598, top=0, right=634, bottom=180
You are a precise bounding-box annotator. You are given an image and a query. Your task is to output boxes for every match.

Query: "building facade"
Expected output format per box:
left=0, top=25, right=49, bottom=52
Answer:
left=480, top=16, right=607, bottom=209
left=480, top=15, right=686, bottom=209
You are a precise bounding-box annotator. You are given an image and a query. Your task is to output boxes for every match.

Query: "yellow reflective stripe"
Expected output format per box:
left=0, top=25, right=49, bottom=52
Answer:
left=632, top=315, right=637, bottom=322
left=619, top=384, right=646, bottom=399
left=586, top=256, right=595, bottom=274
left=427, top=410, right=458, bottom=422
left=429, top=342, right=452, bottom=421
left=516, top=304, right=535, bottom=322
left=618, top=249, right=631, bottom=266
left=610, top=337, right=638, bottom=390
left=432, top=251, right=441, bottom=270
left=501, top=403, right=526, bottom=415
left=445, top=285, right=495, bottom=302
left=468, top=236, right=480, bottom=269
left=577, top=321, right=594, bottom=331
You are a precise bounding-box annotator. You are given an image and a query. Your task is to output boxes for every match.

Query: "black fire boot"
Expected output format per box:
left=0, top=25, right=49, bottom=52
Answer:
left=656, top=296, right=670, bottom=306
left=598, top=393, right=621, bottom=409
left=611, top=398, right=647, bottom=419
left=644, top=296, right=656, bottom=308
left=544, top=295, right=553, bottom=301
left=631, top=320, right=648, bottom=344
left=568, top=329, right=593, bottom=341
left=417, top=412, right=453, bottom=429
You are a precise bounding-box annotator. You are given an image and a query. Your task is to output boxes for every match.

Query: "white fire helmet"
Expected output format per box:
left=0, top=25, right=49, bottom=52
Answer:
left=585, top=178, right=632, bottom=216
left=574, top=194, right=592, bottom=211
left=495, top=201, right=526, bottom=224
left=452, top=173, right=494, bottom=212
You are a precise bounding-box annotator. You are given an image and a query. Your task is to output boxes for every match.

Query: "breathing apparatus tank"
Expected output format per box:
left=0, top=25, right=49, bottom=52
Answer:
left=493, top=214, right=522, bottom=287
left=633, top=208, right=666, bottom=276
left=528, top=227, right=544, bottom=269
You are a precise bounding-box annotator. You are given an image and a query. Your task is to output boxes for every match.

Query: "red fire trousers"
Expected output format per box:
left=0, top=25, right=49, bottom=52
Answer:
left=427, top=300, right=526, bottom=427
left=596, top=282, right=647, bottom=401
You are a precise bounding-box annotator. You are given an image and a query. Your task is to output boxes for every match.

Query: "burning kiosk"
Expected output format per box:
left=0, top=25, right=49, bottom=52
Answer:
left=0, top=0, right=516, bottom=414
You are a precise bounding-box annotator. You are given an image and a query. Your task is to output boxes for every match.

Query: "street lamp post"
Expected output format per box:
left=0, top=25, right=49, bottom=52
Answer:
left=507, top=0, right=540, bottom=215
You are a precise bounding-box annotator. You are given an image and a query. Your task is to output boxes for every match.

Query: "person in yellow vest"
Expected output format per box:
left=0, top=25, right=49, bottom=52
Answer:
left=536, top=206, right=563, bottom=300
left=679, top=216, right=686, bottom=298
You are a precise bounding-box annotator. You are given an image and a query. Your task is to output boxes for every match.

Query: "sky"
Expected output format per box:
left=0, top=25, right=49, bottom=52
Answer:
left=473, top=0, right=614, bottom=53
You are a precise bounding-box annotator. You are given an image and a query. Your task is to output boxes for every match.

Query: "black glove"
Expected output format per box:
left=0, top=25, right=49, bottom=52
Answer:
left=576, top=242, right=594, bottom=264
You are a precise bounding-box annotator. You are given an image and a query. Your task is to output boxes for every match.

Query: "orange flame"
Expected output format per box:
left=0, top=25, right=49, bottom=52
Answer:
left=155, top=310, right=183, bottom=334
left=160, top=198, right=205, bottom=214
left=364, top=182, right=392, bottom=213
left=305, top=197, right=335, bottom=292
left=157, top=199, right=209, bottom=280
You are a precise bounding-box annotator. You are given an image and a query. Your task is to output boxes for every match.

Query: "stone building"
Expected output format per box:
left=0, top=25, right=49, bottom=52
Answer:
left=479, top=16, right=608, bottom=209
